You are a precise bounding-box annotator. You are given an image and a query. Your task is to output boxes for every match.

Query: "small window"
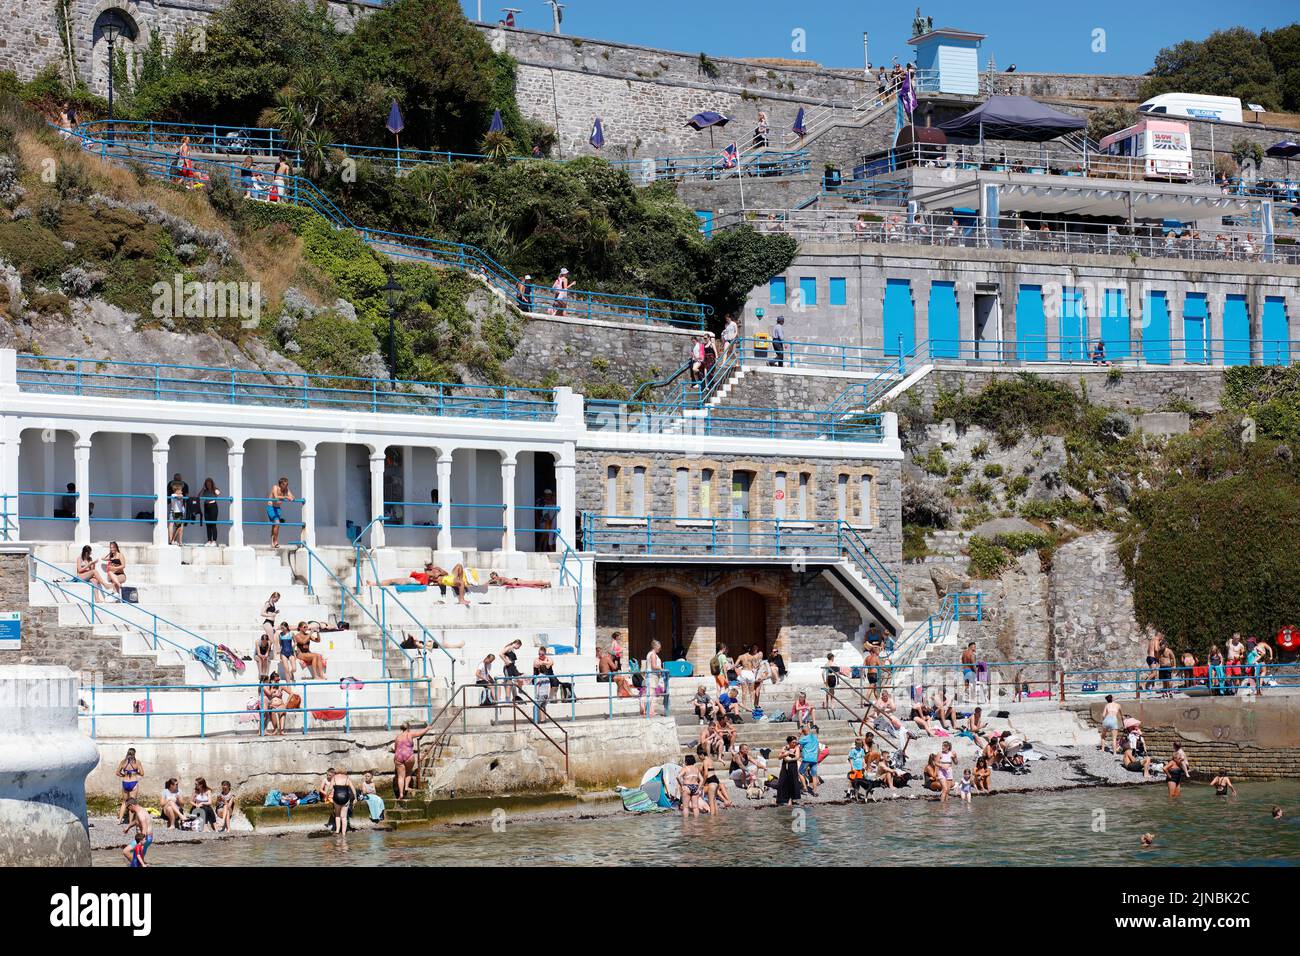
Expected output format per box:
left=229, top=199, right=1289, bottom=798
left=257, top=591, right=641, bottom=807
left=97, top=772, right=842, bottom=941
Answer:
left=700, top=469, right=713, bottom=516
left=799, top=277, right=818, bottom=307
left=632, top=466, right=647, bottom=516
left=859, top=474, right=872, bottom=526
left=769, top=277, right=786, bottom=305
left=798, top=473, right=810, bottom=520
left=836, top=474, right=849, bottom=522
left=675, top=468, right=689, bottom=517
left=605, top=465, right=620, bottom=515
left=774, top=471, right=787, bottom=521
left=829, top=277, right=847, bottom=306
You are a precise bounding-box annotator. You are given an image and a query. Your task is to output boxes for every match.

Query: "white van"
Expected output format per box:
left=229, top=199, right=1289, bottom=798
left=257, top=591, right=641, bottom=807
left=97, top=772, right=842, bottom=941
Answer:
left=1138, top=93, right=1243, bottom=124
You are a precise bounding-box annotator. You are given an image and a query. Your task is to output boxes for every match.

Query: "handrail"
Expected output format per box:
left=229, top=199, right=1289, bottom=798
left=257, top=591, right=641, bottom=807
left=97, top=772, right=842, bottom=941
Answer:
left=28, top=553, right=220, bottom=657
left=287, top=541, right=430, bottom=692
left=66, top=128, right=712, bottom=329
left=79, top=675, right=432, bottom=738
left=629, top=361, right=693, bottom=402
left=554, top=532, right=584, bottom=655
left=349, top=519, right=458, bottom=684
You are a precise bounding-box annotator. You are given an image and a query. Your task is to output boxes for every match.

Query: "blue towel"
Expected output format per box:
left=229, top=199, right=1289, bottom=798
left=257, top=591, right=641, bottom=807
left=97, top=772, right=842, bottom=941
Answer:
left=364, top=793, right=385, bottom=822
left=263, top=789, right=282, bottom=807
left=297, top=791, right=321, bottom=805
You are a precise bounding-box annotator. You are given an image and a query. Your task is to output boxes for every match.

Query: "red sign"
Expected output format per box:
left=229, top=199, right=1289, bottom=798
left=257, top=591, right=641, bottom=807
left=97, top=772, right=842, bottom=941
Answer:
left=1278, top=626, right=1300, bottom=651
left=774, top=490, right=785, bottom=500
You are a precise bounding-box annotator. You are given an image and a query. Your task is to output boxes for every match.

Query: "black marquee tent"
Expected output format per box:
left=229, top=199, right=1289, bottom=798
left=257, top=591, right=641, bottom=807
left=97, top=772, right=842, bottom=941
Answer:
left=937, top=95, right=1086, bottom=144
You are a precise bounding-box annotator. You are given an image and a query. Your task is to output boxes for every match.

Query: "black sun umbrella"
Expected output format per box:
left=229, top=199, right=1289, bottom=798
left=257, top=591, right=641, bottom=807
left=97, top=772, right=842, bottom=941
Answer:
left=686, top=110, right=730, bottom=147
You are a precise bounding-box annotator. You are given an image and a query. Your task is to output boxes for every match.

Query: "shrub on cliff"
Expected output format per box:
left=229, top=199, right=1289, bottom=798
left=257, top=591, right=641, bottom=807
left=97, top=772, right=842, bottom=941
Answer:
left=1119, top=449, right=1300, bottom=655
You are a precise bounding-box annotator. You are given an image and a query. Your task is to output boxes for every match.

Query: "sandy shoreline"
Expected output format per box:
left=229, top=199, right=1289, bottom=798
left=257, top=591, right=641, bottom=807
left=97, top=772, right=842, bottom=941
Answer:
left=90, top=744, right=1158, bottom=854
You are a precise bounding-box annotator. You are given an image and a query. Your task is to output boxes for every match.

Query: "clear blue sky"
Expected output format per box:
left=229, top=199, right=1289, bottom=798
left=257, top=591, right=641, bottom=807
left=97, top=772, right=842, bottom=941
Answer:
left=460, top=1, right=1297, bottom=74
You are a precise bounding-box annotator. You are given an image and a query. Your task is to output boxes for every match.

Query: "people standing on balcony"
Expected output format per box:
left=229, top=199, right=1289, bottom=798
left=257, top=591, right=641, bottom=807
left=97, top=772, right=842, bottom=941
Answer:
left=754, top=111, right=769, bottom=149
left=549, top=267, right=571, bottom=316
left=200, top=477, right=222, bottom=546
left=75, top=544, right=108, bottom=590
left=167, top=481, right=186, bottom=545
left=267, top=476, right=294, bottom=549
left=773, top=314, right=786, bottom=367
left=516, top=275, right=533, bottom=312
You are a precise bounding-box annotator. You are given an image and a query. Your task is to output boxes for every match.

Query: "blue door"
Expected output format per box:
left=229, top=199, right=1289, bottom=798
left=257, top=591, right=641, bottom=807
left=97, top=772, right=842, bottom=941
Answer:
left=1100, top=289, right=1129, bottom=360
left=1143, top=291, right=1171, bottom=365
left=1222, top=295, right=1251, bottom=366
left=1016, top=285, right=1047, bottom=361
left=883, top=278, right=915, bottom=357
left=1059, top=287, right=1088, bottom=361
left=1262, top=296, right=1290, bottom=366
left=694, top=210, right=714, bottom=238
left=927, top=281, right=959, bottom=358
left=1183, top=293, right=1207, bottom=365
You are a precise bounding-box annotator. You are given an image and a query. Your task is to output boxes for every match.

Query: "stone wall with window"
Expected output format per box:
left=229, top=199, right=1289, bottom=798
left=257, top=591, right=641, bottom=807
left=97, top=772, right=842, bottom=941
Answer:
left=577, top=449, right=902, bottom=564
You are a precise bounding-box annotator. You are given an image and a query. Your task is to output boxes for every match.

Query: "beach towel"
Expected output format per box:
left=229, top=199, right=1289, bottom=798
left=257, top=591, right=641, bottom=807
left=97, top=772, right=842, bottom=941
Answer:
left=394, top=584, right=427, bottom=593
left=191, top=644, right=220, bottom=678
left=263, top=790, right=283, bottom=807
left=616, top=786, right=669, bottom=813
left=364, top=793, right=386, bottom=822
left=297, top=791, right=320, bottom=805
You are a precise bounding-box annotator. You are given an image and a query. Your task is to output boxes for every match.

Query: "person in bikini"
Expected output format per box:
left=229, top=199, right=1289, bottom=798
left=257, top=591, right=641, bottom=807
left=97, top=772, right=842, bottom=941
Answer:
left=679, top=754, right=704, bottom=818
left=215, top=780, right=237, bottom=832
left=1210, top=769, right=1236, bottom=796
left=101, top=541, right=127, bottom=596
left=488, top=571, right=551, bottom=589
left=369, top=563, right=444, bottom=588
left=75, top=544, right=108, bottom=590
left=115, top=748, right=144, bottom=823
left=1165, top=743, right=1191, bottom=797
left=938, top=740, right=959, bottom=804
left=294, top=622, right=327, bottom=679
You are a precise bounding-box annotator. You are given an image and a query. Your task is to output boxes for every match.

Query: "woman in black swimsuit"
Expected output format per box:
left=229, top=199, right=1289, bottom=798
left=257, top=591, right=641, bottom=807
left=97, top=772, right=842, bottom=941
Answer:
left=501, top=639, right=524, bottom=700
left=698, top=744, right=733, bottom=814
left=330, top=768, right=356, bottom=834
left=775, top=735, right=803, bottom=806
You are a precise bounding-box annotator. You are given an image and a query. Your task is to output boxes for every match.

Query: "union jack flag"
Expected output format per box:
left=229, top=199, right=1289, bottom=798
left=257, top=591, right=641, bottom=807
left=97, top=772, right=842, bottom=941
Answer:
left=721, top=142, right=738, bottom=169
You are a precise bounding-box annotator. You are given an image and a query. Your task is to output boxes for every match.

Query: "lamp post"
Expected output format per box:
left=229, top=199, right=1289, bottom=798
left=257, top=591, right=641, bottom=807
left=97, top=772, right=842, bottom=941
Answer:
left=383, top=275, right=403, bottom=378
left=103, top=22, right=120, bottom=141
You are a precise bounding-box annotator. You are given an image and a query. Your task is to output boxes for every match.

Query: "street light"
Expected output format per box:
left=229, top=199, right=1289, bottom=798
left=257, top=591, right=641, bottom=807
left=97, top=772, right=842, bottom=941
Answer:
left=383, top=274, right=403, bottom=377
left=102, top=22, right=120, bottom=129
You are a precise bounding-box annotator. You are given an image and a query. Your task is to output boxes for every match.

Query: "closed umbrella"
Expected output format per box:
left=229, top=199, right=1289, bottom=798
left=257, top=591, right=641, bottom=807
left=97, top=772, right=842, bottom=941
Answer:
left=489, top=108, right=504, bottom=134
left=590, top=117, right=605, bottom=151
left=792, top=107, right=807, bottom=139
left=385, top=100, right=405, bottom=172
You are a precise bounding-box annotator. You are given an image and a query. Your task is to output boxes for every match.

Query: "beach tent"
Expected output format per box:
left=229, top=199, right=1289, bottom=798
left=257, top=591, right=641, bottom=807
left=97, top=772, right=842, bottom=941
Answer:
left=639, top=762, right=681, bottom=808
left=937, top=95, right=1085, bottom=144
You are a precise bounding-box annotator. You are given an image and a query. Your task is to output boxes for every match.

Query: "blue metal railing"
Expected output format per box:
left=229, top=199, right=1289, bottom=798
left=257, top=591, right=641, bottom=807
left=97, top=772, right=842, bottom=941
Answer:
left=1061, top=662, right=1300, bottom=698
left=890, top=590, right=984, bottom=667
left=580, top=514, right=899, bottom=609
left=583, top=399, right=885, bottom=441
left=555, top=532, right=584, bottom=654
left=15, top=353, right=558, bottom=421
left=289, top=541, right=432, bottom=693
left=67, top=126, right=712, bottom=329
left=28, top=553, right=219, bottom=656
left=81, top=676, right=432, bottom=739
left=0, top=495, right=15, bottom=541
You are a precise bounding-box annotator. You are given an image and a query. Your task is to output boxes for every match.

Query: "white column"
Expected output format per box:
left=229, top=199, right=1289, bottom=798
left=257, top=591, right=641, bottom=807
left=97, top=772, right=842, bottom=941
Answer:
left=555, top=457, right=576, bottom=547
left=368, top=451, right=386, bottom=549
left=151, top=439, right=169, bottom=547
left=299, top=447, right=317, bottom=548
left=436, top=453, right=453, bottom=553
left=73, top=438, right=91, bottom=545
left=501, top=453, right=517, bottom=553
left=227, top=442, right=245, bottom=548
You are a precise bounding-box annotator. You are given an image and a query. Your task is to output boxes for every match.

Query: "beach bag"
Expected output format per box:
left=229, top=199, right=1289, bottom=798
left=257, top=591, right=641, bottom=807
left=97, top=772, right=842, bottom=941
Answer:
left=121, top=587, right=139, bottom=603
left=132, top=699, right=153, bottom=714
left=286, top=693, right=302, bottom=710
left=709, top=655, right=722, bottom=676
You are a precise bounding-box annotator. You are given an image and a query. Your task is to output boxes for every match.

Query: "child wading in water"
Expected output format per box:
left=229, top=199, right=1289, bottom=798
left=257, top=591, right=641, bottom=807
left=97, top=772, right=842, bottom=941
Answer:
left=959, top=768, right=974, bottom=803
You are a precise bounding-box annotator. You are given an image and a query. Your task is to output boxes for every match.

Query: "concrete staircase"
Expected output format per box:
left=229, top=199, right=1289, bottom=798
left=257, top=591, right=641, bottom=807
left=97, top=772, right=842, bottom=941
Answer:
left=27, top=542, right=430, bottom=736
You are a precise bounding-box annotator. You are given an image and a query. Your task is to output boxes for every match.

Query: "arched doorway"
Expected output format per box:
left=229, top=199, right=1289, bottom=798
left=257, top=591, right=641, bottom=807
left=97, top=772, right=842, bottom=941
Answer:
left=716, top=587, right=767, bottom=657
left=628, top=588, right=680, bottom=664
left=92, top=9, right=141, bottom=98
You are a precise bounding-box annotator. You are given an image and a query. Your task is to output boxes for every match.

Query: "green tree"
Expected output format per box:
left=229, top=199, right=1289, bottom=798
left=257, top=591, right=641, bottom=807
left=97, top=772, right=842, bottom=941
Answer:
left=1139, top=27, right=1281, bottom=111
left=1262, top=24, right=1300, bottom=111
left=1086, top=105, right=1136, bottom=142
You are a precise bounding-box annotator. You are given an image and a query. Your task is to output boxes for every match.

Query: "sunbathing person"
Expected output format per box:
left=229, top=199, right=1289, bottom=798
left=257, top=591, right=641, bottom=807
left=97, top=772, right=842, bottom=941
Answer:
left=367, top=562, right=443, bottom=588
left=488, top=571, right=551, bottom=589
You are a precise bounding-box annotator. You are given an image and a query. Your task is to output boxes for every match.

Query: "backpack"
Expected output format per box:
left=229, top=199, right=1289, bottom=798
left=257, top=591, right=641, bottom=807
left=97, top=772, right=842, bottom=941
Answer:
left=709, top=655, right=721, bottom=676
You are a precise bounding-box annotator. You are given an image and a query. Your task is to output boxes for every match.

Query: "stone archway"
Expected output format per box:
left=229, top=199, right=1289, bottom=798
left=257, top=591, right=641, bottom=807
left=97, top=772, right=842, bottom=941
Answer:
left=87, top=4, right=145, bottom=98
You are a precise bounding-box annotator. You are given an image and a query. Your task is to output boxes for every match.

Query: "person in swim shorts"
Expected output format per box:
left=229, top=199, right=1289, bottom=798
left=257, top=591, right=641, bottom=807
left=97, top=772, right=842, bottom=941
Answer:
left=121, top=797, right=152, bottom=865
left=267, top=476, right=294, bottom=549
left=960, top=641, right=977, bottom=698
